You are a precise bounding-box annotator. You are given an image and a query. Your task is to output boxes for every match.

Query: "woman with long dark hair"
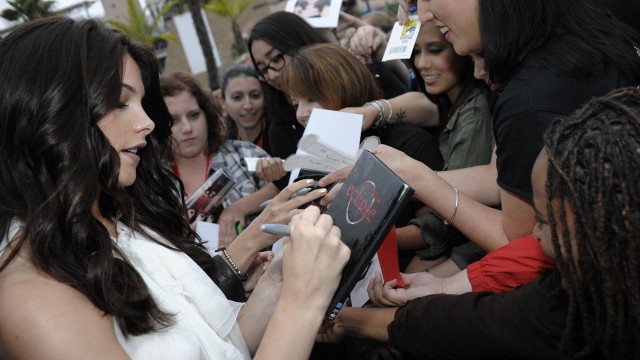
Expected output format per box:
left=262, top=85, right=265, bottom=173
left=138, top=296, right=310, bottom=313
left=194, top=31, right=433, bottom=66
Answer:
left=0, top=17, right=349, bottom=359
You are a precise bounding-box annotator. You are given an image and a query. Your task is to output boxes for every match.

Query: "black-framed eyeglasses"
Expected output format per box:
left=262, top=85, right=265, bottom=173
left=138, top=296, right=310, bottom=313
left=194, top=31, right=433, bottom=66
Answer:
left=256, top=52, right=286, bottom=82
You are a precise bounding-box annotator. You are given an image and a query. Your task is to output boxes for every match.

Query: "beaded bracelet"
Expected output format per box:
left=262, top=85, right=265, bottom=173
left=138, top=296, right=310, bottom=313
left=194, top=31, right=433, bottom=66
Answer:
left=366, top=100, right=386, bottom=128
left=216, top=246, right=249, bottom=281
left=443, top=186, right=459, bottom=225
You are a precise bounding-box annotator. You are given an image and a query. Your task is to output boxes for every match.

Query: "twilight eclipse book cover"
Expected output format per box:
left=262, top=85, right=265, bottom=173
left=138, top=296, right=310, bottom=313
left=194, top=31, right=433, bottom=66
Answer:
left=325, top=150, right=414, bottom=321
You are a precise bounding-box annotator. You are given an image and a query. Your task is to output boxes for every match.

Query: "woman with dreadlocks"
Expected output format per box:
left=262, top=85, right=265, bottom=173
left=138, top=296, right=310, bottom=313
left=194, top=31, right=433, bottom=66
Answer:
left=322, top=87, right=640, bottom=359
left=534, top=87, right=640, bottom=359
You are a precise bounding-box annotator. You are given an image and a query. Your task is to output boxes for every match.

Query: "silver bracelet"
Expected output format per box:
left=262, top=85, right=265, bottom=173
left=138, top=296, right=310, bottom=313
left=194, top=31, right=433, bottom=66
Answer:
left=381, top=98, right=393, bottom=124
left=443, top=186, right=459, bottom=225
left=216, top=246, right=248, bottom=281
left=366, top=100, right=385, bottom=128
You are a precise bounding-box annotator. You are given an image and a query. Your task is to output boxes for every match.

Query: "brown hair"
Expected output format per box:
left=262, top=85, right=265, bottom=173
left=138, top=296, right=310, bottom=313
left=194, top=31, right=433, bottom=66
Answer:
left=279, top=43, right=382, bottom=110
left=160, top=72, right=225, bottom=156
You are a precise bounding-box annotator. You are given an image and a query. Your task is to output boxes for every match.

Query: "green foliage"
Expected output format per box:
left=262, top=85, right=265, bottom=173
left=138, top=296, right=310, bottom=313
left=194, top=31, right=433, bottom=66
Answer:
left=204, top=0, right=253, bottom=56
left=1, top=0, right=56, bottom=22
left=106, top=0, right=177, bottom=47
left=204, top=0, right=253, bottom=20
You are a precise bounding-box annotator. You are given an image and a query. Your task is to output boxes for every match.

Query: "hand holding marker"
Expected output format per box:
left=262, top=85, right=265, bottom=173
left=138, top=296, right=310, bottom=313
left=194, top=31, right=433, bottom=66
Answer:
left=259, top=181, right=328, bottom=236
left=258, top=186, right=313, bottom=209
left=260, top=224, right=291, bottom=237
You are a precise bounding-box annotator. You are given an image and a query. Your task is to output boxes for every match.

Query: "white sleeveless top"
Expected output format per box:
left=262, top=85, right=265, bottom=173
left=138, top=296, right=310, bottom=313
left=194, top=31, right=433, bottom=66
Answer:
left=2, top=220, right=251, bottom=359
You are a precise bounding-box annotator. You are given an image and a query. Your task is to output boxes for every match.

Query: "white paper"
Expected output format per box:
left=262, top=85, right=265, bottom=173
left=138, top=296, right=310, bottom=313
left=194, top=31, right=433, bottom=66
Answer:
left=244, top=157, right=259, bottom=171
left=288, top=108, right=362, bottom=184
left=245, top=157, right=284, bottom=172
left=381, top=16, right=421, bottom=62
left=196, top=221, right=219, bottom=256
left=284, top=0, right=341, bottom=28
left=349, top=254, right=382, bottom=308
left=273, top=109, right=362, bottom=254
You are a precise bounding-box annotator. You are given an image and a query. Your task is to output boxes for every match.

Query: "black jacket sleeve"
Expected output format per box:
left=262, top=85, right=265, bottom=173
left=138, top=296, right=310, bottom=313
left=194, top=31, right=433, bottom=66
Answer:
left=387, top=271, right=577, bottom=360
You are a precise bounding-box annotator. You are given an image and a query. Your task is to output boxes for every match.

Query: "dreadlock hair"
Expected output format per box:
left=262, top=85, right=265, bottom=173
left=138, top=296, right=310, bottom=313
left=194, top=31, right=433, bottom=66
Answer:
left=543, top=87, right=640, bottom=359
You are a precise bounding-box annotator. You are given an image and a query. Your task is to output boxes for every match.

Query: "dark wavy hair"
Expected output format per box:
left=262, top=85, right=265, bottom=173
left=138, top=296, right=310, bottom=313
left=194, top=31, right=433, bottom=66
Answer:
left=160, top=71, right=225, bottom=158
left=478, top=0, right=640, bottom=88
left=0, top=17, right=217, bottom=337
left=248, top=11, right=328, bottom=124
left=543, top=87, right=640, bottom=359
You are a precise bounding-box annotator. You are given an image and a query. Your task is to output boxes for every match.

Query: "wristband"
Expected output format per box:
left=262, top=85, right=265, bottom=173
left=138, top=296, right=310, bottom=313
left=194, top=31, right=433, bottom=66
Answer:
left=366, top=100, right=386, bottom=128
left=216, top=246, right=249, bottom=281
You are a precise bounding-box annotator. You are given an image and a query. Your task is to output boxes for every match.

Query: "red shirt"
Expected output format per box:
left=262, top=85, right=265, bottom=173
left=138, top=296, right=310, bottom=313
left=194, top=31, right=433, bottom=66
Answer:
left=467, top=234, right=557, bottom=292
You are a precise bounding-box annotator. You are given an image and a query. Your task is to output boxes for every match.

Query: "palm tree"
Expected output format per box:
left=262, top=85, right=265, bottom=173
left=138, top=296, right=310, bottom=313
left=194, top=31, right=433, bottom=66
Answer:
left=1, top=0, right=57, bottom=22
left=204, top=0, right=254, bottom=57
left=107, top=0, right=176, bottom=48
left=185, top=0, right=220, bottom=89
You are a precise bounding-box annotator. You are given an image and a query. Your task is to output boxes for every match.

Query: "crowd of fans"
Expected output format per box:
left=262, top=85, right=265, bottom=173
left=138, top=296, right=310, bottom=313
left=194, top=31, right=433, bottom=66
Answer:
left=0, top=0, right=639, bottom=359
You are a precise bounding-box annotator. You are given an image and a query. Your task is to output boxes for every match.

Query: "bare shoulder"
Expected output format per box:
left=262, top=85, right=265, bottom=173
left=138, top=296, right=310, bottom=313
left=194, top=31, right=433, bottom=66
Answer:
left=0, top=257, right=129, bottom=360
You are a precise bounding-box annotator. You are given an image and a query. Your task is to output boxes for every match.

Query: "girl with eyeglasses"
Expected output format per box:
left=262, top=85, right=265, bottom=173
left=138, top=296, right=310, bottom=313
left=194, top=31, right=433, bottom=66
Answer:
left=248, top=11, right=443, bottom=193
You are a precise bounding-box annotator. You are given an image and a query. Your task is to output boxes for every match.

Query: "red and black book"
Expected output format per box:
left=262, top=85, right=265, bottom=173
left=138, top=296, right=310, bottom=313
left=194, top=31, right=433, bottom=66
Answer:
left=325, top=150, right=414, bottom=321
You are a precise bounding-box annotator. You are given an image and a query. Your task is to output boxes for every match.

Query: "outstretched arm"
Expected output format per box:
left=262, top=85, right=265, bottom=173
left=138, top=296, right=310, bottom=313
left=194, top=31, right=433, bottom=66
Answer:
left=321, top=145, right=534, bottom=251
left=367, top=269, right=472, bottom=307
left=341, top=91, right=439, bottom=130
